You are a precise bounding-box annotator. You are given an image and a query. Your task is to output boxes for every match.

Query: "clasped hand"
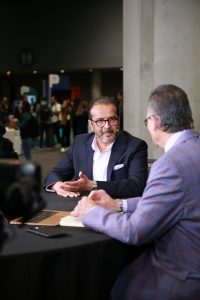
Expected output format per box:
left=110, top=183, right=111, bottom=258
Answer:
left=71, top=189, right=119, bottom=219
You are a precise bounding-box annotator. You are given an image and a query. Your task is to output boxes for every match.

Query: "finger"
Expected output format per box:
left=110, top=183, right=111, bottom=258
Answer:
left=71, top=210, right=79, bottom=217
left=56, top=190, right=70, bottom=197
left=88, top=190, right=100, bottom=199
left=64, top=181, right=79, bottom=188
left=57, top=189, right=80, bottom=197
left=79, top=172, right=87, bottom=180
left=66, top=191, right=80, bottom=197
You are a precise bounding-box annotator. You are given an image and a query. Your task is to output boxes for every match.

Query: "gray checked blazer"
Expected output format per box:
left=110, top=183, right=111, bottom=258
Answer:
left=83, top=130, right=200, bottom=299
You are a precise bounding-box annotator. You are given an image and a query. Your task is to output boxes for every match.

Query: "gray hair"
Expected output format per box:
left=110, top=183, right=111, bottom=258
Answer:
left=147, top=84, right=194, bottom=132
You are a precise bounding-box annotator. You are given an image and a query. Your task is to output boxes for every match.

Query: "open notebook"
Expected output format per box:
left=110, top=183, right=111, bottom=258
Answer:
left=10, top=209, right=84, bottom=227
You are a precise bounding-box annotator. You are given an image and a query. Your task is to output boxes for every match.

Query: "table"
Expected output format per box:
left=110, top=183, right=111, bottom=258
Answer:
left=0, top=191, right=136, bottom=300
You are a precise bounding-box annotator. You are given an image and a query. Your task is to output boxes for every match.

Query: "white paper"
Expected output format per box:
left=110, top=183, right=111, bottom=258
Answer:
left=60, top=215, right=84, bottom=227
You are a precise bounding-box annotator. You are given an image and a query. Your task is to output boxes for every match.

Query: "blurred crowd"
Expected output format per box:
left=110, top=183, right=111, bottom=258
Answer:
left=0, top=90, right=123, bottom=160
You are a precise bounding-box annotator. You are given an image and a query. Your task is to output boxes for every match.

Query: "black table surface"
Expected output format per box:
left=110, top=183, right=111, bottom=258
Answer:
left=0, top=191, right=135, bottom=300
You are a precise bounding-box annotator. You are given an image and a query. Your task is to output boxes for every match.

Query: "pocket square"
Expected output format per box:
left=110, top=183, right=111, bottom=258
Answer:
left=114, top=164, right=124, bottom=170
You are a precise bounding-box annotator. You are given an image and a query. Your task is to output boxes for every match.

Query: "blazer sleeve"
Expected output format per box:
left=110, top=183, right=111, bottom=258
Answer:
left=83, top=158, right=185, bottom=245
left=43, top=146, right=75, bottom=188
left=43, top=133, right=94, bottom=189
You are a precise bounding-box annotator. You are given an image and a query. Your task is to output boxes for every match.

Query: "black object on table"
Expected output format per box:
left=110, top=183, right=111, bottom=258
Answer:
left=0, top=191, right=135, bottom=300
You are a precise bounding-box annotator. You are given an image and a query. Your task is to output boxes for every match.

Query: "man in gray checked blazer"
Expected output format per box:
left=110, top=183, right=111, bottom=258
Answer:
left=72, top=84, right=200, bottom=300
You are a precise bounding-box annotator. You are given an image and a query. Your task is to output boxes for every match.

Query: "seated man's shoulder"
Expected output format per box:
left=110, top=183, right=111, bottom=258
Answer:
left=74, top=132, right=94, bottom=143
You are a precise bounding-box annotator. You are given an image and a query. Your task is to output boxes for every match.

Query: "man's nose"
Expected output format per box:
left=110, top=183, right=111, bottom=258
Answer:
left=104, top=120, right=110, bottom=128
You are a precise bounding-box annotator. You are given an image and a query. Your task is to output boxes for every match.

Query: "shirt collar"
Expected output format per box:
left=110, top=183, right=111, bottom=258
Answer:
left=91, top=136, right=114, bottom=153
left=165, top=130, right=186, bottom=152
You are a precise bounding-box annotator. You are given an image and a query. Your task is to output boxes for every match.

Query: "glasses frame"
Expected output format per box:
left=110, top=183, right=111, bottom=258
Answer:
left=90, top=117, right=119, bottom=128
left=144, top=115, right=155, bottom=126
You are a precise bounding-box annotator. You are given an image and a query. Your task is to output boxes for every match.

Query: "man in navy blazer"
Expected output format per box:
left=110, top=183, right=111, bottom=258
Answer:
left=44, top=96, right=148, bottom=198
left=72, top=85, right=200, bottom=300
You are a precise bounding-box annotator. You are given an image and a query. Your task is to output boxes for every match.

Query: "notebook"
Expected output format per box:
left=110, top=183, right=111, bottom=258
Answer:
left=10, top=209, right=70, bottom=226
left=60, top=215, right=84, bottom=227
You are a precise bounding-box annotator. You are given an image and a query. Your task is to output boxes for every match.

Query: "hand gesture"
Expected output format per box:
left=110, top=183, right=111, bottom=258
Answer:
left=52, top=181, right=80, bottom=197
left=88, top=189, right=118, bottom=211
left=63, top=171, right=93, bottom=192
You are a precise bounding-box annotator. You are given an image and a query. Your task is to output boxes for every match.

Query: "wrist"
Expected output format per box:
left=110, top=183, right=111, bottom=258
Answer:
left=91, top=180, right=98, bottom=190
left=115, top=199, right=123, bottom=212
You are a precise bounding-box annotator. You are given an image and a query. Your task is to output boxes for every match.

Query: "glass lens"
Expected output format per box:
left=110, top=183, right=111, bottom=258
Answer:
left=96, top=120, right=106, bottom=127
left=108, top=117, right=118, bottom=125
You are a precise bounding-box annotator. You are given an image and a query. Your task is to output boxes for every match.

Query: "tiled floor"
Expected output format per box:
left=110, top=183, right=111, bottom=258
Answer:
left=19, top=146, right=64, bottom=183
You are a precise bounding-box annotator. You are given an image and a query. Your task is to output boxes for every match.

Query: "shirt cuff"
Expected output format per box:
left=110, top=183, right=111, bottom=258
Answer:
left=122, top=200, right=127, bottom=212
left=45, top=185, right=56, bottom=192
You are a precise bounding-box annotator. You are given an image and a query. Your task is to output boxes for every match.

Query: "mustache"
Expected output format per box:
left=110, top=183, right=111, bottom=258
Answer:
left=102, top=128, right=119, bottom=135
left=102, top=128, right=114, bottom=134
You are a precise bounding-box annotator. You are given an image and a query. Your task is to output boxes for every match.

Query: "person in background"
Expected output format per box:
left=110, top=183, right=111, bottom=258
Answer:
left=70, top=97, right=81, bottom=139
left=17, top=101, right=32, bottom=160
left=35, top=96, right=52, bottom=148
left=116, top=89, right=123, bottom=129
left=73, top=99, right=88, bottom=136
left=44, top=96, right=148, bottom=199
left=60, top=97, right=71, bottom=153
left=0, top=121, right=18, bottom=159
left=50, top=95, right=61, bottom=146
left=13, top=95, right=28, bottom=120
left=72, top=84, right=200, bottom=300
left=0, top=96, right=12, bottom=126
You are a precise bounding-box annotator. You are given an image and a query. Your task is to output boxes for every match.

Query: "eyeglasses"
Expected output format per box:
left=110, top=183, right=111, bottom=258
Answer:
left=90, top=117, right=119, bottom=128
left=144, top=115, right=155, bottom=126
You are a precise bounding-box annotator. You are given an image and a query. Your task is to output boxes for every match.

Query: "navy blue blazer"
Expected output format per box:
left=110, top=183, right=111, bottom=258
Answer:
left=44, top=130, right=148, bottom=198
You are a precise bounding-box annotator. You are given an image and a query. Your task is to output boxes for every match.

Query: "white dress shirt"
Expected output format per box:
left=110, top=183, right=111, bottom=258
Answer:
left=165, top=130, right=186, bottom=152
left=91, top=136, right=114, bottom=181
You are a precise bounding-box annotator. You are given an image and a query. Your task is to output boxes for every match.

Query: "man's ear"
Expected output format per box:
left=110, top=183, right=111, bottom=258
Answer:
left=88, top=120, right=93, bottom=132
left=153, top=116, right=161, bottom=131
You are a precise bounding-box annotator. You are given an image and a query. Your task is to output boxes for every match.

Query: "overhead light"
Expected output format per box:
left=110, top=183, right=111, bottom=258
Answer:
left=33, top=70, right=38, bottom=74
left=5, top=70, right=11, bottom=76
left=60, top=69, right=65, bottom=74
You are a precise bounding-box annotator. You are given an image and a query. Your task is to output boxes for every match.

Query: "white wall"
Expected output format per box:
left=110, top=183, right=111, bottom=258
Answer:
left=123, top=0, right=200, bottom=159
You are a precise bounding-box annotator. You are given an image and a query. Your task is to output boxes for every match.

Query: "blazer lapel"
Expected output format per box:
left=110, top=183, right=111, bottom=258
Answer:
left=85, top=134, right=95, bottom=179
left=107, top=133, right=126, bottom=180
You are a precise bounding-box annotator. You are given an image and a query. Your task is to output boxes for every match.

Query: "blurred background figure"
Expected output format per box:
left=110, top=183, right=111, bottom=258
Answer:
left=0, top=96, right=12, bottom=126
left=0, top=121, right=18, bottom=159
left=13, top=94, right=29, bottom=119
left=60, top=97, right=71, bottom=153
left=16, top=101, right=32, bottom=160
left=50, top=95, right=61, bottom=147
left=116, top=89, right=123, bottom=130
left=73, top=99, right=88, bottom=136
left=70, top=97, right=81, bottom=139
left=35, top=96, right=52, bottom=148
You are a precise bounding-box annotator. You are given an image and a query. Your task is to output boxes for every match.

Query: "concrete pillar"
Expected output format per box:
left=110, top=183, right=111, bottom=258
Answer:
left=123, top=0, right=200, bottom=159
